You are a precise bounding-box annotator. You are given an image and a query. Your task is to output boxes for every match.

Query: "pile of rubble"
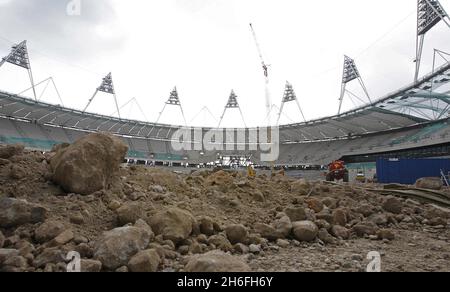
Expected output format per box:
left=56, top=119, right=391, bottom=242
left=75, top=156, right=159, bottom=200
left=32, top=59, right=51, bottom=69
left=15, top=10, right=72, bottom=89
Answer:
left=0, top=133, right=449, bottom=272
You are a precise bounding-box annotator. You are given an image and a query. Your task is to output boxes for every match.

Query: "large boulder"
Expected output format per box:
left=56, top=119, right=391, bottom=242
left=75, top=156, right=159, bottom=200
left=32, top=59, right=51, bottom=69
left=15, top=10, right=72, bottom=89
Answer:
left=207, top=235, right=233, bottom=252
left=198, top=217, right=215, bottom=236
left=273, top=216, right=292, bottom=238
left=50, top=133, right=128, bottom=195
left=128, top=249, right=161, bottom=272
left=149, top=208, right=195, bottom=244
left=34, top=220, right=66, bottom=243
left=285, top=207, right=307, bottom=222
left=93, top=223, right=152, bottom=270
left=332, top=208, right=348, bottom=226
left=184, top=251, right=250, bottom=272
left=290, top=179, right=310, bottom=195
left=292, top=221, right=318, bottom=242
left=352, top=222, right=378, bottom=237
left=382, top=196, right=403, bottom=214
left=116, top=202, right=144, bottom=226
left=0, top=198, right=47, bottom=228
left=0, top=145, right=24, bottom=159
left=415, top=177, right=443, bottom=190
left=225, top=224, right=248, bottom=244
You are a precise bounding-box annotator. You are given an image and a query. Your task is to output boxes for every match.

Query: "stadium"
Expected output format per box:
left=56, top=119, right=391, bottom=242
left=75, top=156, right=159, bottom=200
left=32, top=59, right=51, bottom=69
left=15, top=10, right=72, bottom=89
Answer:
left=0, top=41, right=449, bottom=178
left=0, top=0, right=450, bottom=274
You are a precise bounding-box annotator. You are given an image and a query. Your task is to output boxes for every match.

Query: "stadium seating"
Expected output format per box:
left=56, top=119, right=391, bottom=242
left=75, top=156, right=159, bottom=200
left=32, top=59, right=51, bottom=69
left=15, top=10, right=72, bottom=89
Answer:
left=0, top=117, right=449, bottom=165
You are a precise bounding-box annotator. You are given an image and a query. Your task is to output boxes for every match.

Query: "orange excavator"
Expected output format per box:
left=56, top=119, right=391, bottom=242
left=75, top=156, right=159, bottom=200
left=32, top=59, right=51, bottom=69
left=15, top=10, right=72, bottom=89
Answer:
left=326, top=160, right=349, bottom=183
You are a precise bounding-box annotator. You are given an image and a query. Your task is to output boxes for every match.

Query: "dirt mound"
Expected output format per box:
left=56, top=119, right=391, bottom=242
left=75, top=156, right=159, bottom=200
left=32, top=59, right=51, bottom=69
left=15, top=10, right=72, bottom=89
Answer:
left=0, top=137, right=449, bottom=272
left=50, top=133, right=128, bottom=195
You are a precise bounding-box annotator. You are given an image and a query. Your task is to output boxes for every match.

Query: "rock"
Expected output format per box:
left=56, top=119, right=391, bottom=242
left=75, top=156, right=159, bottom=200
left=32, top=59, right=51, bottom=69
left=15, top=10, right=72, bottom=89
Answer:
left=0, top=198, right=47, bottom=228
left=128, top=249, right=161, bottom=272
left=0, top=249, right=19, bottom=264
left=197, top=234, right=208, bottom=244
left=415, top=177, right=443, bottom=190
left=322, top=197, right=338, bottom=209
left=369, top=213, right=389, bottom=226
left=9, top=164, right=28, bottom=179
left=351, top=254, right=364, bottom=261
left=382, top=196, right=403, bottom=214
left=292, top=221, right=318, bottom=242
left=332, top=209, right=348, bottom=226
left=75, top=243, right=93, bottom=258
left=355, top=204, right=374, bottom=217
left=178, top=245, right=190, bottom=255
left=254, top=223, right=282, bottom=241
left=225, top=224, right=248, bottom=244
left=290, top=179, right=310, bottom=195
left=249, top=244, right=261, bottom=254
left=149, top=208, right=194, bottom=244
left=306, top=198, right=324, bottom=213
left=207, top=235, right=233, bottom=252
left=424, top=206, right=450, bottom=220
left=184, top=251, right=251, bottom=272
left=377, top=229, right=395, bottom=241
left=317, top=229, right=336, bottom=244
left=50, top=230, right=74, bottom=246
left=315, top=219, right=331, bottom=231
left=276, top=239, right=290, bottom=248
left=116, top=202, right=144, bottom=226
left=205, top=171, right=234, bottom=187
left=50, top=133, right=128, bottom=195
left=35, top=220, right=66, bottom=243
left=93, top=225, right=152, bottom=270
left=331, top=225, right=350, bottom=240
left=0, top=231, right=4, bottom=248
left=234, top=243, right=249, bottom=254
left=428, top=217, right=447, bottom=227
left=189, top=242, right=203, bottom=254
left=352, top=223, right=378, bottom=237
left=151, top=185, right=166, bottom=194
left=79, top=259, right=102, bottom=272
left=108, top=200, right=122, bottom=211
left=33, top=248, right=64, bottom=268
left=70, top=212, right=85, bottom=225
left=116, top=266, right=129, bottom=272
left=285, top=207, right=307, bottom=222
left=198, top=217, right=215, bottom=236
left=273, top=216, right=292, bottom=238
left=2, top=256, right=28, bottom=271
left=251, top=190, right=266, bottom=202
left=0, top=144, right=24, bottom=159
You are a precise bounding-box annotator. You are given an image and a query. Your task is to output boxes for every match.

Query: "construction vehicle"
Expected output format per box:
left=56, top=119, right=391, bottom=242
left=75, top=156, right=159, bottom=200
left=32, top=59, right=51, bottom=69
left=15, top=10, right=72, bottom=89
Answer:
left=247, top=165, right=256, bottom=178
left=326, top=160, right=349, bottom=182
left=355, top=171, right=367, bottom=183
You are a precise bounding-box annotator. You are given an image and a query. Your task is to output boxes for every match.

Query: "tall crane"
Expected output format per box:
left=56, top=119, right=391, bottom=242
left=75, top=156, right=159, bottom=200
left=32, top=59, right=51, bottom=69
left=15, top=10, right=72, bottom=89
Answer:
left=250, top=23, right=272, bottom=126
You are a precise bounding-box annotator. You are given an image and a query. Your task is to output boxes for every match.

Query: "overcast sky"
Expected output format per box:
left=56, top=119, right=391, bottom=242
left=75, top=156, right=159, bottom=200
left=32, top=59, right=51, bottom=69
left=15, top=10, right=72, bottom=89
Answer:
left=0, top=0, right=449, bottom=127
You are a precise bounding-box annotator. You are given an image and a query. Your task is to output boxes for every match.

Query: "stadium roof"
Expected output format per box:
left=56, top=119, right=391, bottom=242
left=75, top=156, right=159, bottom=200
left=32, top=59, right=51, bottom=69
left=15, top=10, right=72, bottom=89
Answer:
left=0, top=62, right=449, bottom=142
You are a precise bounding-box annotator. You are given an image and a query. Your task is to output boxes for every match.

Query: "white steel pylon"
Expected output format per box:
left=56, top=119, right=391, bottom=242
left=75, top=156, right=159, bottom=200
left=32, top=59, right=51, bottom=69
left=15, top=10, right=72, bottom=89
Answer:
left=83, top=73, right=121, bottom=119
left=338, top=55, right=371, bottom=115
left=415, top=0, right=450, bottom=82
left=155, top=87, right=187, bottom=126
left=17, top=77, right=65, bottom=107
left=218, top=90, right=247, bottom=128
left=276, top=81, right=306, bottom=125
left=0, top=40, right=37, bottom=101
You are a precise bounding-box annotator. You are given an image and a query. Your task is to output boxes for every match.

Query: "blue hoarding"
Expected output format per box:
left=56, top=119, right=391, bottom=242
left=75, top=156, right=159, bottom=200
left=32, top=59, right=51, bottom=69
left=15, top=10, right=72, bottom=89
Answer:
left=376, top=158, right=450, bottom=184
